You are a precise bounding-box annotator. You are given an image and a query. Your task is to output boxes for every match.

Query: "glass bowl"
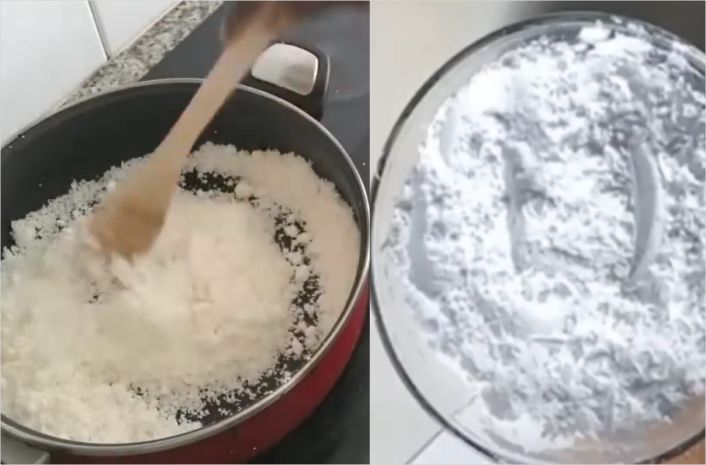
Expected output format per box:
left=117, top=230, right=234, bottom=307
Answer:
left=372, top=12, right=705, bottom=464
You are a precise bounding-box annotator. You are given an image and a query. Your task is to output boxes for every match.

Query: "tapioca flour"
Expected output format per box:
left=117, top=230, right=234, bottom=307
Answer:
left=382, top=22, right=705, bottom=449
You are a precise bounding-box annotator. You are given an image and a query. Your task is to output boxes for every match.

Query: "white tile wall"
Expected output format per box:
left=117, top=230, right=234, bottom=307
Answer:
left=0, top=0, right=177, bottom=144
left=90, top=0, right=176, bottom=55
left=0, top=0, right=106, bottom=142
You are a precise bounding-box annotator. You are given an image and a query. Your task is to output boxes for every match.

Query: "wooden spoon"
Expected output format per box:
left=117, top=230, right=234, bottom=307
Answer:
left=88, top=3, right=295, bottom=259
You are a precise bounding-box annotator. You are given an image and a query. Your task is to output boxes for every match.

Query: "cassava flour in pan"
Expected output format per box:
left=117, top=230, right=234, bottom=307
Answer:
left=1, top=143, right=359, bottom=442
left=382, top=22, right=705, bottom=451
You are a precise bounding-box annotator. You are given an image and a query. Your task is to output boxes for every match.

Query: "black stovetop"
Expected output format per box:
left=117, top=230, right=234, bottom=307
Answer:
left=142, top=4, right=370, bottom=464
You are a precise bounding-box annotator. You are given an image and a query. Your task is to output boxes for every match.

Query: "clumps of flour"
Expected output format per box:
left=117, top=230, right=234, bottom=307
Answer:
left=1, top=144, right=359, bottom=443
left=382, top=21, right=705, bottom=450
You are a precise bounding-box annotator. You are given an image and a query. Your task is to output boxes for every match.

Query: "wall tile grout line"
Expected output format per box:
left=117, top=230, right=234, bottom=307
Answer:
left=86, top=0, right=109, bottom=59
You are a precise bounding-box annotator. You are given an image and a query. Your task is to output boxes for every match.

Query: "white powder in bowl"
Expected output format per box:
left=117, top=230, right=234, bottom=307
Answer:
left=382, top=22, right=705, bottom=450
left=1, top=144, right=360, bottom=443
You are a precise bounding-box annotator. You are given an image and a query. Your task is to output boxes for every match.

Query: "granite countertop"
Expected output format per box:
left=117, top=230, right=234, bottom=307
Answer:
left=63, top=0, right=221, bottom=106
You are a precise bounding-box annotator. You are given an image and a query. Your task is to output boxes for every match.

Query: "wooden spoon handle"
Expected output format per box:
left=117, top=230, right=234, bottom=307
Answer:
left=153, top=23, right=275, bottom=179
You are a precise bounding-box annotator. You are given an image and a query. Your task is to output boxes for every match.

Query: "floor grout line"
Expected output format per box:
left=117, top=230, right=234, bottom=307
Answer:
left=405, top=428, right=445, bottom=464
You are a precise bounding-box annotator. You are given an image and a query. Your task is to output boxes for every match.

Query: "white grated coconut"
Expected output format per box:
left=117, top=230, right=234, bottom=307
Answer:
left=1, top=144, right=360, bottom=443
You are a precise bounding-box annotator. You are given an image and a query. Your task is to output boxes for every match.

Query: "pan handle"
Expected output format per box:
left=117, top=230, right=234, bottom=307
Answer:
left=242, top=40, right=329, bottom=121
left=221, top=3, right=329, bottom=120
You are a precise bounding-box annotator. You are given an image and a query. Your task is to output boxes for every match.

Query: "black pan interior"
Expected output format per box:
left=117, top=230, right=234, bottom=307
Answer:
left=1, top=82, right=367, bottom=434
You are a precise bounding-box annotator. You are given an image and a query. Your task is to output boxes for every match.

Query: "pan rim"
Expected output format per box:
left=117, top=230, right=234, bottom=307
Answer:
left=1, top=78, right=370, bottom=456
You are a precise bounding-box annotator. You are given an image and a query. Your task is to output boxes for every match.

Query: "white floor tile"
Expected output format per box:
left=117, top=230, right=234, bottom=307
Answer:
left=370, top=314, right=442, bottom=464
